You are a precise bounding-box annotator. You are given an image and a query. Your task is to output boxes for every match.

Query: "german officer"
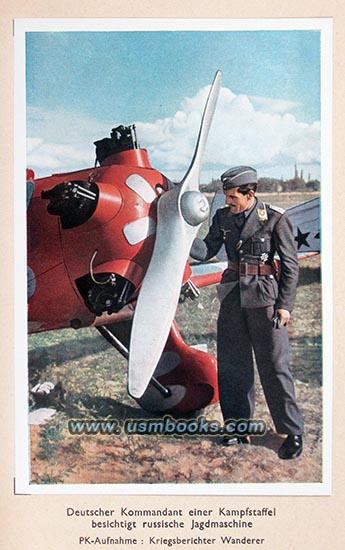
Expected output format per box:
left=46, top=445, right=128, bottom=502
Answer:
left=191, top=166, right=303, bottom=459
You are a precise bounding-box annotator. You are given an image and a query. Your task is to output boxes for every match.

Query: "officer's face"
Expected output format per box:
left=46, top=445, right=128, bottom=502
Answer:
left=224, top=188, right=254, bottom=214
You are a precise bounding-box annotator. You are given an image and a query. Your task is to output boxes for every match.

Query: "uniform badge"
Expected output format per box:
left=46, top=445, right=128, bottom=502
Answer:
left=257, top=206, right=268, bottom=221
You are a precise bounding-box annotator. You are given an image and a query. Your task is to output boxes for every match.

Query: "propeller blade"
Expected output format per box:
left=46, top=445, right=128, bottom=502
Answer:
left=180, top=70, right=222, bottom=194
left=128, top=71, right=222, bottom=398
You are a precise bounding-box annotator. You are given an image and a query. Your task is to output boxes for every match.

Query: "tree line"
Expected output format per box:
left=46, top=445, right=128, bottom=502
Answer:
left=200, top=176, right=320, bottom=194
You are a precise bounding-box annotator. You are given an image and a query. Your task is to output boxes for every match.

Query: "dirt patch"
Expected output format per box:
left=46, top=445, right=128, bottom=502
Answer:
left=30, top=399, right=321, bottom=485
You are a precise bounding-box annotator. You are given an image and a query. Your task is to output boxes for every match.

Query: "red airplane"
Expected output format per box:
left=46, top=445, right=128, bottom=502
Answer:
left=27, top=70, right=320, bottom=416
left=27, top=72, right=223, bottom=416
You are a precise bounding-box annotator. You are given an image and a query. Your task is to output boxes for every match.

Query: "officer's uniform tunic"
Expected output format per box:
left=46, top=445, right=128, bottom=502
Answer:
left=192, top=199, right=303, bottom=435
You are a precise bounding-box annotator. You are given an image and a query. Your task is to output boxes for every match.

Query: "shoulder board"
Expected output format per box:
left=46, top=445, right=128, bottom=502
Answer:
left=268, top=204, right=285, bottom=215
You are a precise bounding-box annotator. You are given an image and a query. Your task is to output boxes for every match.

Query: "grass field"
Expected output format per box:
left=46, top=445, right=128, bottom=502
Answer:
left=27, top=192, right=323, bottom=485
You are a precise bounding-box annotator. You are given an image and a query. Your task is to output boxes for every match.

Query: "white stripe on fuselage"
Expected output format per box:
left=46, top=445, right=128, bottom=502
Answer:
left=123, top=217, right=156, bottom=245
left=125, top=174, right=157, bottom=203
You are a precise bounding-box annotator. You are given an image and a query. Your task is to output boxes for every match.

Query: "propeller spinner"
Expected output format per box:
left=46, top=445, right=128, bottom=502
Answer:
left=128, top=70, right=222, bottom=398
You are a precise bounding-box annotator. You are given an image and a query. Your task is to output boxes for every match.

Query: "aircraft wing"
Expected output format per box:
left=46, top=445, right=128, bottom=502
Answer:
left=190, top=260, right=226, bottom=288
left=286, top=197, right=320, bottom=254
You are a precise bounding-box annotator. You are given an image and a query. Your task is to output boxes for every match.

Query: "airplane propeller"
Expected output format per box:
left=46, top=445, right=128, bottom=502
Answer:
left=128, top=70, right=222, bottom=398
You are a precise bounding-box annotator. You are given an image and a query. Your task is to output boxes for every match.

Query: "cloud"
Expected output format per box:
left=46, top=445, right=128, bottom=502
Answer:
left=248, top=95, right=302, bottom=115
left=26, top=85, right=320, bottom=181
left=137, top=85, right=320, bottom=181
left=26, top=107, right=115, bottom=176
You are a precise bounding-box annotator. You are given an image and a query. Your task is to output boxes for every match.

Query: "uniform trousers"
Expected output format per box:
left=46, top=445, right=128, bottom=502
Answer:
left=217, top=286, right=303, bottom=435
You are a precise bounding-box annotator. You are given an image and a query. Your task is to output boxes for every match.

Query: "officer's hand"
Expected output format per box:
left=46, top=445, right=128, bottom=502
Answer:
left=190, top=238, right=208, bottom=261
left=275, top=309, right=291, bottom=326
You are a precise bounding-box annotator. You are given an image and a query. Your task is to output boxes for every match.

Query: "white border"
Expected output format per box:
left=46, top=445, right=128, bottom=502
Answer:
left=15, top=17, right=333, bottom=495
left=15, top=17, right=331, bottom=32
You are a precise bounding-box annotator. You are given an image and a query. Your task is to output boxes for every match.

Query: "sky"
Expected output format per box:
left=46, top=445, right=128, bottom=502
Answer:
left=25, top=26, right=323, bottom=183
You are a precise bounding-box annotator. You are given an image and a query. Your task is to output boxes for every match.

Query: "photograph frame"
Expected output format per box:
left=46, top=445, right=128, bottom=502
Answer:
left=14, top=17, right=332, bottom=496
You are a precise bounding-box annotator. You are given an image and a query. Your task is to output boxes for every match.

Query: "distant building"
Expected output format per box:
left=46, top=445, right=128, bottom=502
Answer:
left=293, top=164, right=305, bottom=183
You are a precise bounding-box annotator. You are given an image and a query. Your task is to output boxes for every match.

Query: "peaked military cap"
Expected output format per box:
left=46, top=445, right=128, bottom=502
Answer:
left=221, top=166, right=257, bottom=190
